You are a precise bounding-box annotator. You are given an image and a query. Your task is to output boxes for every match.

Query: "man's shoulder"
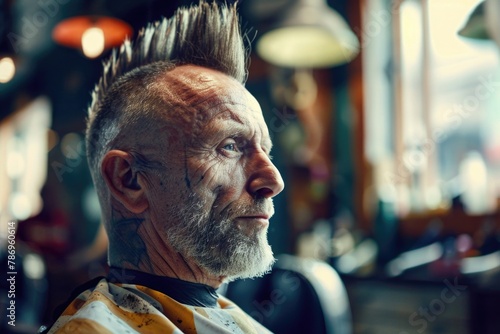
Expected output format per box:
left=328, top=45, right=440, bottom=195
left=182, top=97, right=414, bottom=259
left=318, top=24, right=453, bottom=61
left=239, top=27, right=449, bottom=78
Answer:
left=45, top=278, right=170, bottom=333
left=45, top=278, right=273, bottom=333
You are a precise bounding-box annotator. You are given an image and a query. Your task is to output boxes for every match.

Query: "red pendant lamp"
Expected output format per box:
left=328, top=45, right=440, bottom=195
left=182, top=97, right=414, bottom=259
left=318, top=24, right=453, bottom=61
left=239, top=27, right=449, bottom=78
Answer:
left=53, top=15, right=132, bottom=58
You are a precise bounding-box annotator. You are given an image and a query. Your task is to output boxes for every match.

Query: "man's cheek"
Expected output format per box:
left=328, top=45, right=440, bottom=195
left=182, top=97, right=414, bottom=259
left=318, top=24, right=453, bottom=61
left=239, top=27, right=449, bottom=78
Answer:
left=187, top=157, right=220, bottom=184
left=230, top=165, right=247, bottom=191
left=216, top=168, right=246, bottom=198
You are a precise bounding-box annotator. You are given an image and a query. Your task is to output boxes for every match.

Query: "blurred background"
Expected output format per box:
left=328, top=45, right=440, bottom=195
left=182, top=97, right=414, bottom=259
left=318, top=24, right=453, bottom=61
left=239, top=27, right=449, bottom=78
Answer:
left=2, top=0, right=500, bottom=333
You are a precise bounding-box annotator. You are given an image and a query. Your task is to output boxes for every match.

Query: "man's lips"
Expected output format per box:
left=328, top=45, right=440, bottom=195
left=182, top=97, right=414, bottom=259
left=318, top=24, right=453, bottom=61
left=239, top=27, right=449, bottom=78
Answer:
left=239, top=214, right=270, bottom=220
left=236, top=214, right=271, bottom=226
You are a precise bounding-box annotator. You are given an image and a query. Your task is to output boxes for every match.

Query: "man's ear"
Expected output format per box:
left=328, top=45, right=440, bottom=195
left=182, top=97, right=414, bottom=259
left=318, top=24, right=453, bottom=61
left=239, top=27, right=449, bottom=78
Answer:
left=101, top=150, right=148, bottom=214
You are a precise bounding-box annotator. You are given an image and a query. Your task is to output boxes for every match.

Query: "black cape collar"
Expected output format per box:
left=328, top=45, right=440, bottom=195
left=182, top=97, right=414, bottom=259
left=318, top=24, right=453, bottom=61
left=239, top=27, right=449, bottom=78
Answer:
left=108, top=267, right=219, bottom=308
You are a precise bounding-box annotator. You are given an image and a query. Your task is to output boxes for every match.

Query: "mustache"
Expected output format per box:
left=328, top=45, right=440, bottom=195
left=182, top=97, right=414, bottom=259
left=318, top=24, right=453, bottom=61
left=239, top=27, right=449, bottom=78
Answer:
left=180, top=192, right=275, bottom=223
left=217, top=198, right=275, bottom=220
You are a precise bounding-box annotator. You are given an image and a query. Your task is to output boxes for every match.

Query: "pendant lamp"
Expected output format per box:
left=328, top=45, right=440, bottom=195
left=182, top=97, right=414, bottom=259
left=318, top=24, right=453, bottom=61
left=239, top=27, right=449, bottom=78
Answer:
left=256, top=0, right=360, bottom=68
left=53, top=15, right=132, bottom=59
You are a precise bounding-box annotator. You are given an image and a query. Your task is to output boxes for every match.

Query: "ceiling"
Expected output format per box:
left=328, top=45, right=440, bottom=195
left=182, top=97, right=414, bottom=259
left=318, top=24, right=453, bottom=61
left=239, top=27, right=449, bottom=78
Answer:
left=0, top=0, right=349, bottom=132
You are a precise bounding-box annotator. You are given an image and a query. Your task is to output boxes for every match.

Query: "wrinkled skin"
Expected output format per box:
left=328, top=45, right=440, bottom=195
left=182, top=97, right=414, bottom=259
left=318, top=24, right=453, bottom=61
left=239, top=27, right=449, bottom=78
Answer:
left=103, top=65, right=284, bottom=287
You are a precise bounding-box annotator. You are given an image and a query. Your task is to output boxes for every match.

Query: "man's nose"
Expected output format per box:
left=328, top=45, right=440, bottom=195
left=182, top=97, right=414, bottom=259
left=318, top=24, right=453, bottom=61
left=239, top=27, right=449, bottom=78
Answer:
left=247, top=151, right=285, bottom=198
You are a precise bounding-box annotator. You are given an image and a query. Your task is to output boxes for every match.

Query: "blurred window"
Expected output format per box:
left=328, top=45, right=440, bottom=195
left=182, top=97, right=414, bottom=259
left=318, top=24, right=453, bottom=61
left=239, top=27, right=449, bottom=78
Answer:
left=365, top=0, right=500, bottom=215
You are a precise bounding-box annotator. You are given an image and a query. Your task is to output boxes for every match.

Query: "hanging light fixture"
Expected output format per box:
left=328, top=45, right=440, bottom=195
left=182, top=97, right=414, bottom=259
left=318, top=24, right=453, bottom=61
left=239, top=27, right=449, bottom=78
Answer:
left=0, top=28, right=18, bottom=84
left=0, top=56, right=16, bottom=83
left=457, top=0, right=488, bottom=40
left=256, top=0, right=360, bottom=68
left=81, top=26, right=106, bottom=58
left=457, top=0, right=500, bottom=50
left=53, top=15, right=133, bottom=59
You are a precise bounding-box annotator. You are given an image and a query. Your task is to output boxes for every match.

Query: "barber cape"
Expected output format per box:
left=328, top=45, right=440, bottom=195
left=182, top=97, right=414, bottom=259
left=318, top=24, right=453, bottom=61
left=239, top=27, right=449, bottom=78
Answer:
left=46, top=268, right=272, bottom=334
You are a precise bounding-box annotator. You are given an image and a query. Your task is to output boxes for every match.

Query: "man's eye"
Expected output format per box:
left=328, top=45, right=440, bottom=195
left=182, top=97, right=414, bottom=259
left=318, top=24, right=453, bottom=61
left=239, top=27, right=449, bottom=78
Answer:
left=222, top=143, right=239, bottom=152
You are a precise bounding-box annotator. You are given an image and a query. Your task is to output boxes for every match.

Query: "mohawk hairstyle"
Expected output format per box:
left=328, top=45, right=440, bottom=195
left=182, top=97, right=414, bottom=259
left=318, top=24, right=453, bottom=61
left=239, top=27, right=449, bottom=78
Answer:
left=85, top=1, right=247, bottom=201
left=88, top=0, right=246, bottom=118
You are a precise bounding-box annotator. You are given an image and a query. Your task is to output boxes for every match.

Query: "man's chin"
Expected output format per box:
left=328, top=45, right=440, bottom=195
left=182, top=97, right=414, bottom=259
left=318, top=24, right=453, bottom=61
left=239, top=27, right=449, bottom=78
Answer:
left=191, top=235, right=274, bottom=281
left=222, top=257, right=275, bottom=282
left=217, top=241, right=275, bottom=281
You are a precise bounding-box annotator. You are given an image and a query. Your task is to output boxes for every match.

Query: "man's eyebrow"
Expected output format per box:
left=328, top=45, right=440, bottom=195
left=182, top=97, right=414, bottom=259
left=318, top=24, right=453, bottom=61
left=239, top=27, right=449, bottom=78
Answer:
left=216, top=105, right=245, bottom=124
left=219, top=109, right=274, bottom=150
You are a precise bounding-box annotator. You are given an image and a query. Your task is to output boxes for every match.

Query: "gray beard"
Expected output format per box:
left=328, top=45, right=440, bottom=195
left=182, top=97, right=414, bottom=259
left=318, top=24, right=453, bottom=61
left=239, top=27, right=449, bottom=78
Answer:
left=167, top=193, right=275, bottom=281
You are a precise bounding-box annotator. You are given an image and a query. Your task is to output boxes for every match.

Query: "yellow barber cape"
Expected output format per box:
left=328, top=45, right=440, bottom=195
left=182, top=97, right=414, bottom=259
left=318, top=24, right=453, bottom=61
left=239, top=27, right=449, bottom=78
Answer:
left=47, top=278, right=272, bottom=334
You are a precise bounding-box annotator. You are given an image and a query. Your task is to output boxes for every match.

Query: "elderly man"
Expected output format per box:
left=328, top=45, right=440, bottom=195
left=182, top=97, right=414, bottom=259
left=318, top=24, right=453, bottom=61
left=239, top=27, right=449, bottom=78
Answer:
left=45, top=1, right=284, bottom=333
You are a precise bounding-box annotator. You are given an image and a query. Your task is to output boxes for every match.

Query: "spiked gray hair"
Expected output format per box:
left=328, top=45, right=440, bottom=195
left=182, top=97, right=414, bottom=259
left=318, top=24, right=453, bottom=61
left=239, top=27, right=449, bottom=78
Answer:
left=85, top=1, right=247, bottom=207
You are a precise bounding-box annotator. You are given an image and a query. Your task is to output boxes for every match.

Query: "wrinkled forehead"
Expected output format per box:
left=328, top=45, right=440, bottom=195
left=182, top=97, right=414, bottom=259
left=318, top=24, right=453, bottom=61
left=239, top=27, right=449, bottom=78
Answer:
left=141, top=65, right=272, bottom=158
left=151, top=64, right=264, bottom=130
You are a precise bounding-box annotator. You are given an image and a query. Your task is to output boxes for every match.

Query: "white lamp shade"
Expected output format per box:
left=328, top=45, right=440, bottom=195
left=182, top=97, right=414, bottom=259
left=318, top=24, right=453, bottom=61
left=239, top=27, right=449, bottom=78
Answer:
left=256, top=0, right=359, bottom=68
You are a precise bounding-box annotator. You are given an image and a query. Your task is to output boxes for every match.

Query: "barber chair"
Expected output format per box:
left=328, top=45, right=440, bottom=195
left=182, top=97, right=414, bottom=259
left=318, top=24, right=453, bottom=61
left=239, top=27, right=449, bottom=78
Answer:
left=224, top=254, right=352, bottom=334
